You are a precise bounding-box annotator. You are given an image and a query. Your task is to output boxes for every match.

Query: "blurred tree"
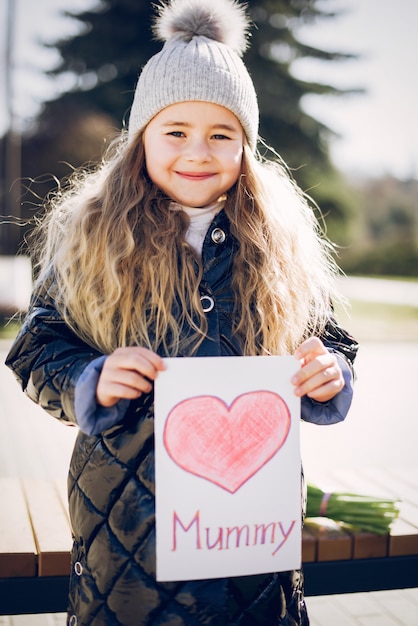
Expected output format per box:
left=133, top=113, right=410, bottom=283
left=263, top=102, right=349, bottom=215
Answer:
left=17, top=0, right=360, bottom=252
left=338, top=176, right=418, bottom=277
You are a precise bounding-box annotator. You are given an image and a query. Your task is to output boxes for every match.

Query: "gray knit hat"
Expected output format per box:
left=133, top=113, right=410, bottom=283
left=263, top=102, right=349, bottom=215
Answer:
left=128, top=0, right=259, bottom=150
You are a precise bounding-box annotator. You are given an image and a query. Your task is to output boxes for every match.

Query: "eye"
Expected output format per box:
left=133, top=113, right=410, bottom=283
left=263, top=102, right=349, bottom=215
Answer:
left=167, top=131, right=185, bottom=137
left=212, top=134, right=230, bottom=140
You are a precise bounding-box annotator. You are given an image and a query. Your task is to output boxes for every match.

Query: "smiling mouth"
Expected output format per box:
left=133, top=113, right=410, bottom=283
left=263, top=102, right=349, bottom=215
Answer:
left=176, top=171, right=215, bottom=180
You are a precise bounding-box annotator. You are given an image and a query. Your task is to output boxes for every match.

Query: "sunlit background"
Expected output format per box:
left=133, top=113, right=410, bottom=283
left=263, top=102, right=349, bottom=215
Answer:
left=1, top=0, right=417, bottom=179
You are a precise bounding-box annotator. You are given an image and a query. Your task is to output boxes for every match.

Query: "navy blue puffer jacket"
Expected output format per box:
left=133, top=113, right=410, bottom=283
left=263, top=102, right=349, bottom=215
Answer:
left=6, top=211, right=357, bottom=625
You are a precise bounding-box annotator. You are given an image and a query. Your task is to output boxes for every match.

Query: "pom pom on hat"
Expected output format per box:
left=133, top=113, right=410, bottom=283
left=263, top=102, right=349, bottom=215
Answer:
left=154, top=0, right=250, bottom=56
left=128, top=0, right=259, bottom=150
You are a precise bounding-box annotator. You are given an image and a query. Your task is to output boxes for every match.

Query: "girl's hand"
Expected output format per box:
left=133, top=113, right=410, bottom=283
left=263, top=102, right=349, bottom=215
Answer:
left=292, top=337, right=345, bottom=403
left=96, top=347, right=166, bottom=407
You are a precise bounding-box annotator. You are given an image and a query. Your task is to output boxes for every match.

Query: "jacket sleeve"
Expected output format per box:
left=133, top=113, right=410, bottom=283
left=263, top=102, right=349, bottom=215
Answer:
left=300, top=316, right=359, bottom=425
left=74, top=356, right=131, bottom=435
left=5, top=295, right=102, bottom=426
left=320, top=316, right=359, bottom=373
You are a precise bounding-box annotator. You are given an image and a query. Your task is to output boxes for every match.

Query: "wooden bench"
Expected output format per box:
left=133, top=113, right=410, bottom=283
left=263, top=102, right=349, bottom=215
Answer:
left=302, top=465, right=418, bottom=595
left=1, top=467, right=418, bottom=615
left=0, top=477, right=72, bottom=615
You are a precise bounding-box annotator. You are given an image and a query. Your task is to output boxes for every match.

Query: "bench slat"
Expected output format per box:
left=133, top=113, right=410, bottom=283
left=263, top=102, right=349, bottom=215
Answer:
left=351, top=530, right=388, bottom=559
left=22, top=479, right=72, bottom=577
left=362, top=467, right=418, bottom=503
left=330, top=467, right=418, bottom=523
left=301, top=527, right=316, bottom=563
left=0, top=477, right=36, bottom=577
left=54, top=477, right=71, bottom=524
left=388, top=517, right=418, bottom=557
left=304, top=518, right=352, bottom=561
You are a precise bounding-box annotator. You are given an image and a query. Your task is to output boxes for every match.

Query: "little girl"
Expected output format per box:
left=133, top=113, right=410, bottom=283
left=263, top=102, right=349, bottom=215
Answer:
left=6, top=0, right=358, bottom=624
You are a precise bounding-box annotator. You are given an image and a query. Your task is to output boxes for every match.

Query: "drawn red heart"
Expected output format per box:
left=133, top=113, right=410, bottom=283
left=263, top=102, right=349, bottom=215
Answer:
left=163, top=391, right=291, bottom=493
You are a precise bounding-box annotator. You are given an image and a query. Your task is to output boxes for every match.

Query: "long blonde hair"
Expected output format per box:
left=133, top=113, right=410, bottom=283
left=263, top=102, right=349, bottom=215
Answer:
left=33, top=131, right=340, bottom=356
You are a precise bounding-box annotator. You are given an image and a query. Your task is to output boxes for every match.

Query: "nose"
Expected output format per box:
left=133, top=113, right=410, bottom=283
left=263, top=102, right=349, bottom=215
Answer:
left=185, top=137, right=211, bottom=162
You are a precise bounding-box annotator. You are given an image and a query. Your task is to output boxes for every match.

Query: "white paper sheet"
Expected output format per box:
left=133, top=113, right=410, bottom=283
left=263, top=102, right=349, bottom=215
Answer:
left=154, top=355, right=301, bottom=581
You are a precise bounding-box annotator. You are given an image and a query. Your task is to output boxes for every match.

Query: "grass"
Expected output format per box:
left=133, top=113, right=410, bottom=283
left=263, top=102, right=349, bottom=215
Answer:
left=334, top=299, right=418, bottom=342
left=0, top=318, right=21, bottom=341
left=360, top=275, right=418, bottom=283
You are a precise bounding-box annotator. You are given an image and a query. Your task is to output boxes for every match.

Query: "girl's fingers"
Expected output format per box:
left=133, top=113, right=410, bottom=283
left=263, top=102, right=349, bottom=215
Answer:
left=294, top=336, right=326, bottom=362
left=106, top=346, right=166, bottom=379
left=101, top=367, right=153, bottom=393
left=307, top=376, right=345, bottom=403
left=97, top=382, right=147, bottom=406
left=96, top=346, right=166, bottom=407
left=292, top=338, right=344, bottom=401
left=293, top=365, right=344, bottom=400
left=292, top=352, right=334, bottom=387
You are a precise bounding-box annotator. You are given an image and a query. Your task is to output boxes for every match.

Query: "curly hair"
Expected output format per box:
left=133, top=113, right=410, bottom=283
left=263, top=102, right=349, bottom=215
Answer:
left=33, top=132, right=340, bottom=356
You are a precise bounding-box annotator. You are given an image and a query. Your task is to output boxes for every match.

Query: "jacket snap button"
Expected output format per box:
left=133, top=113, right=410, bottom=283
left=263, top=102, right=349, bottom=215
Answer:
left=69, top=616, right=78, bottom=625
left=74, top=561, right=83, bottom=576
left=211, top=228, right=226, bottom=244
left=200, top=295, right=214, bottom=312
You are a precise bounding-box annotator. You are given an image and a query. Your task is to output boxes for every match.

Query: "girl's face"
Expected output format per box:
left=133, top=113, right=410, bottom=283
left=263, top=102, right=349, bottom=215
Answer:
left=143, top=101, right=244, bottom=207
